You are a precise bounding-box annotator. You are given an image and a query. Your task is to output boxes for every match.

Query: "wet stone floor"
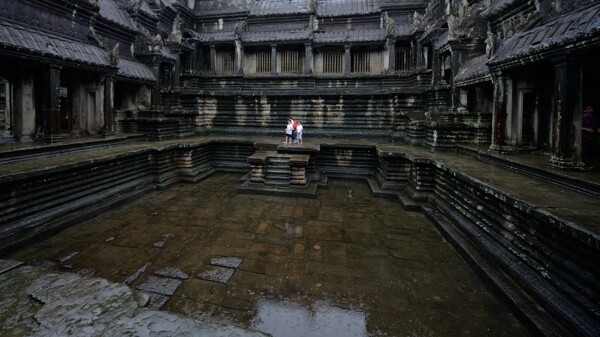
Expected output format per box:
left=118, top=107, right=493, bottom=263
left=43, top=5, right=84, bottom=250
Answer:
left=8, top=173, right=530, bottom=337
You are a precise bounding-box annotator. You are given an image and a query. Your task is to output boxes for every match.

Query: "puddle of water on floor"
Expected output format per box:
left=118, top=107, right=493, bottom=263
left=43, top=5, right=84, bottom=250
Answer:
left=251, top=299, right=367, bottom=337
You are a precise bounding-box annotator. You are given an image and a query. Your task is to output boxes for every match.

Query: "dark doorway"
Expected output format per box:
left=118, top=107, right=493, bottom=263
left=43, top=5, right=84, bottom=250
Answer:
left=520, top=91, right=537, bottom=148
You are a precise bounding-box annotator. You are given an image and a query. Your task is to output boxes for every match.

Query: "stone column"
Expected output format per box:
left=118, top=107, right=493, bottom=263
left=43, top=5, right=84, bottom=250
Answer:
left=387, top=39, right=396, bottom=73
left=103, top=74, right=115, bottom=137
left=151, top=60, right=161, bottom=108
left=235, top=40, right=243, bottom=74
left=548, top=59, right=581, bottom=169
left=489, top=71, right=510, bottom=152
left=44, top=64, right=62, bottom=143
left=304, top=42, right=313, bottom=74
left=344, top=45, right=351, bottom=75
left=413, top=40, right=420, bottom=69
left=271, top=44, right=277, bottom=75
left=451, top=51, right=461, bottom=109
left=431, top=50, right=441, bottom=84
left=190, top=43, right=198, bottom=73
left=210, top=45, right=216, bottom=75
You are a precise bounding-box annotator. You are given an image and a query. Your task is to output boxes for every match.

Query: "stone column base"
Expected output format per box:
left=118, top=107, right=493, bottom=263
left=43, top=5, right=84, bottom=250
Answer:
left=547, top=155, right=582, bottom=170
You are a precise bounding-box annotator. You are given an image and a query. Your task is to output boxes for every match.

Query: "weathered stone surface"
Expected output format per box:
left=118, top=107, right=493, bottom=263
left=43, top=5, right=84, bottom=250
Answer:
left=136, top=275, right=182, bottom=296
left=197, top=266, right=235, bottom=284
left=210, top=256, right=243, bottom=269
left=0, top=265, right=269, bottom=337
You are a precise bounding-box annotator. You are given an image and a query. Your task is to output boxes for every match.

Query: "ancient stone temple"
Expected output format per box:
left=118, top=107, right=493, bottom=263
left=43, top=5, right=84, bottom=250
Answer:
left=0, top=0, right=599, bottom=336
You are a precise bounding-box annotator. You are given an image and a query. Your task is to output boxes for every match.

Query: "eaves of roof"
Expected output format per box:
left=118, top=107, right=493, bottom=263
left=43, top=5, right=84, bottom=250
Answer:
left=0, top=21, right=111, bottom=68
left=489, top=2, right=600, bottom=68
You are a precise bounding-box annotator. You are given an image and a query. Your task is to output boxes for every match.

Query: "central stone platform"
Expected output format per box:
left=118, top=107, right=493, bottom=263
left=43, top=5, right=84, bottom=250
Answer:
left=237, top=142, right=324, bottom=198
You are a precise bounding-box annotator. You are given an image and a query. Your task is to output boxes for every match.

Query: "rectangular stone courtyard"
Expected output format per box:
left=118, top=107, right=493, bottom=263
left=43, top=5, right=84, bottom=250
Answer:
left=9, top=173, right=530, bottom=337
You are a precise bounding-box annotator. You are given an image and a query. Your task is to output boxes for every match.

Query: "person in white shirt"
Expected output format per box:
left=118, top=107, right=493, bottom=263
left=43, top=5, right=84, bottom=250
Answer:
left=295, top=122, right=303, bottom=144
left=285, top=119, right=294, bottom=144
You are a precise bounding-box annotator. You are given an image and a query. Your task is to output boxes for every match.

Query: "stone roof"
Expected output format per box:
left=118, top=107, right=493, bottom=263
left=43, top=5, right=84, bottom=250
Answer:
left=244, top=29, right=311, bottom=43
left=98, top=0, right=138, bottom=31
left=117, top=59, right=156, bottom=82
left=486, top=0, right=520, bottom=17
left=250, top=0, right=312, bottom=16
left=0, top=21, right=111, bottom=68
left=140, top=0, right=159, bottom=18
left=490, top=2, right=600, bottom=66
left=161, top=46, right=178, bottom=60
left=317, top=0, right=380, bottom=16
left=454, top=54, right=491, bottom=86
left=193, top=1, right=249, bottom=16
left=314, top=28, right=385, bottom=43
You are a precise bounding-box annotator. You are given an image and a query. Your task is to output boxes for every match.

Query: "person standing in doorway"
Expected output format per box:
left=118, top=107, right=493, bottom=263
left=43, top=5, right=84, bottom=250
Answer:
left=582, top=105, right=600, bottom=169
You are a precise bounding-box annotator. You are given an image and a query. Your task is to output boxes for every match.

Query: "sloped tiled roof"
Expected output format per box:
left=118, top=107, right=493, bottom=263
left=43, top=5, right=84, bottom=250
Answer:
left=140, top=0, right=159, bottom=18
left=317, top=0, right=380, bottom=16
left=380, top=0, right=426, bottom=7
left=117, top=59, right=156, bottom=82
left=486, top=0, right=520, bottom=17
left=250, top=0, right=312, bottom=16
left=244, top=29, right=311, bottom=43
left=194, top=1, right=249, bottom=16
left=161, top=46, right=178, bottom=60
left=98, top=0, right=138, bottom=31
left=454, top=54, right=491, bottom=86
left=314, top=28, right=385, bottom=43
left=0, top=21, right=110, bottom=68
left=490, top=2, right=600, bottom=66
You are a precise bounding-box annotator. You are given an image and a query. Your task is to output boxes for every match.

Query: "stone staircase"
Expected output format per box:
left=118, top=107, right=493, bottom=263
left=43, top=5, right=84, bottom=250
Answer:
left=264, top=156, right=291, bottom=187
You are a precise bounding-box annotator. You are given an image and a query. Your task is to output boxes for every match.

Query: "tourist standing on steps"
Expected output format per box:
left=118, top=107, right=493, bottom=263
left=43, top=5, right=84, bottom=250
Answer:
left=582, top=105, right=600, bottom=169
left=296, top=121, right=303, bottom=144
left=285, top=119, right=294, bottom=145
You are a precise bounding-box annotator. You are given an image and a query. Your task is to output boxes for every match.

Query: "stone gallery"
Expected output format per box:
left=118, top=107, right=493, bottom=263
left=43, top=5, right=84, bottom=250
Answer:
left=0, top=0, right=599, bottom=336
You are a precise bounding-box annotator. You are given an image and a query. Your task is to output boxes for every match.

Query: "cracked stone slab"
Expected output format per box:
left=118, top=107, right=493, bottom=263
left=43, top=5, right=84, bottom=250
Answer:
left=0, top=265, right=269, bottom=337
left=141, top=291, right=170, bottom=310
left=197, top=266, right=235, bottom=284
left=124, top=262, right=152, bottom=285
left=136, top=275, right=182, bottom=296
left=155, top=267, right=190, bottom=280
left=0, top=259, right=23, bottom=275
left=210, top=256, right=243, bottom=269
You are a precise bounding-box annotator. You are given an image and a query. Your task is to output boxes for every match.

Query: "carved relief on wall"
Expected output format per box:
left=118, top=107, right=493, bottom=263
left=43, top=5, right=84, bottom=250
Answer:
left=446, top=3, right=486, bottom=41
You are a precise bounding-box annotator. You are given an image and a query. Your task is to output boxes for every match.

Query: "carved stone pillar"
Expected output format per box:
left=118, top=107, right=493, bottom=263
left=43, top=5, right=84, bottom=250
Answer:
left=344, top=45, right=351, bottom=76
left=209, top=45, right=216, bottom=75
left=44, top=64, right=62, bottom=143
left=489, top=71, right=510, bottom=152
left=451, top=51, right=462, bottom=109
left=548, top=59, right=581, bottom=169
left=103, top=74, right=115, bottom=137
left=235, top=40, right=243, bottom=74
left=271, top=44, right=277, bottom=75
left=387, top=39, right=396, bottom=73
left=413, top=40, right=420, bottom=69
left=304, top=42, right=313, bottom=74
